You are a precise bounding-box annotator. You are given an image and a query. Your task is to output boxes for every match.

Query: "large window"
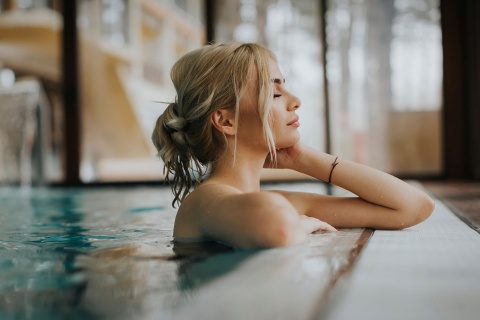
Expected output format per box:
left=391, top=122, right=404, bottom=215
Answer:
left=214, top=0, right=443, bottom=177
left=0, top=0, right=64, bottom=185
left=214, top=0, right=325, bottom=179
left=216, top=0, right=325, bottom=152
left=325, top=0, right=442, bottom=175
left=0, top=0, right=444, bottom=185
left=77, top=0, right=205, bottom=182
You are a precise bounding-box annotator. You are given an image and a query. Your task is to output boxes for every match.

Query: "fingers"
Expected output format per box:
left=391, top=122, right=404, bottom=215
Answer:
left=299, top=215, right=338, bottom=233
left=318, top=221, right=338, bottom=233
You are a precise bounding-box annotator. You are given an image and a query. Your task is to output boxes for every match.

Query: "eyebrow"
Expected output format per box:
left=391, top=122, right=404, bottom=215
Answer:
left=271, top=78, right=285, bottom=84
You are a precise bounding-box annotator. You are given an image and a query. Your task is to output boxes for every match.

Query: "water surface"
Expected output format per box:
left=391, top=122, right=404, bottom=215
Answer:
left=0, top=183, right=367, bottom=320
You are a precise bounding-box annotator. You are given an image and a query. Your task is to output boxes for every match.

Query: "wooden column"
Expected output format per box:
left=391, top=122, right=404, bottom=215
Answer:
left=441, top=0, right=480, bottom=180
left=61, top=0, right=81, bottom=184
left=204, top=0, right=216, bottom=43
left=464, top=0, right=480, bottom=179
left=319, top=0, right=331, bottom=156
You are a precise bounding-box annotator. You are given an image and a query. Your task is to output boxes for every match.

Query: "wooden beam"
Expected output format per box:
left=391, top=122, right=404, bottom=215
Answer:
left=319, top=0, right=331, bottom=156
left=61, top=0, right=81, bottom=184
left=204, top=0, right=215, bottom=43
left=440, top=0, right=468, bottom=179
left=464, top=0, right=480, bottom=179
left=441, top=0, right=480, bottom=180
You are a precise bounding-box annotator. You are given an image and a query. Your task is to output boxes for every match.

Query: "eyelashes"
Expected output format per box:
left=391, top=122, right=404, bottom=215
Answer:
left=273, top=94, right=282, bottom=98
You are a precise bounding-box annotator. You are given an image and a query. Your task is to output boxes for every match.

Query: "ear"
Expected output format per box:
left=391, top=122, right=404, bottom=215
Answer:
left=211, top=108, right=237, bottom=136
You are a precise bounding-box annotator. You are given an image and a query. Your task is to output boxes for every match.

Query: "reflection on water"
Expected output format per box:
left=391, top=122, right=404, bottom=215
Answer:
left=0, top=186, right=176, bottom=319
left=0, top=185, right=370, bottom=320
left=173, top=241, right=253, bottom=292
left=0, top=186, right=260, bottom=319
left=77, top=240, right=258, bottom=319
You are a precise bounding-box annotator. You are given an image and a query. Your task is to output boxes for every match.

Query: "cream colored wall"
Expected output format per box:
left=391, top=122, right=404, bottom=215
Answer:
left=387, top=111, right=442, bottom=175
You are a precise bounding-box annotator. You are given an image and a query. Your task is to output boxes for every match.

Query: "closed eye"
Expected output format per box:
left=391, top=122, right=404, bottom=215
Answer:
left=274, top=94, right=282, bottom=98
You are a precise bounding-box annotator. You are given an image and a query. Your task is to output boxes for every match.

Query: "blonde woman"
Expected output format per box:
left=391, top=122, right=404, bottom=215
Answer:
left=152, top=42, right=434, bottom=249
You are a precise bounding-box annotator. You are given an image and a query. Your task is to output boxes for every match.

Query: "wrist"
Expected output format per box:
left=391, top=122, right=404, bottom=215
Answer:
left=328, top=156, right=340, bottom=184
left=295, top=148, right=337, bottom=182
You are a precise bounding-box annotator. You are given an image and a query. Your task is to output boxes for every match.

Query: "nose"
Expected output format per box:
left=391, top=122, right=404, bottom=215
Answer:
left=288, top=93, right=301, bottom=111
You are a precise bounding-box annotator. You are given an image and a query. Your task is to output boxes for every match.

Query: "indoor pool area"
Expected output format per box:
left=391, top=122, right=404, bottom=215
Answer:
left=1, top=0, right=480, bottom=319
left=1, top=182, right=479, bottom=320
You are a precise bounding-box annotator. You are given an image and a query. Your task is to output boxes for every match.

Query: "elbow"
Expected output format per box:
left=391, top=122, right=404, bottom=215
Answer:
left=397, top=193, right=435, bottom=229
left=421, top=194, right=435, bottom=220
left=257, top=194, right=305, bottom=248
left=413, top=192, right=435, bottom=225
left=265, top=218, right=305, bottom=247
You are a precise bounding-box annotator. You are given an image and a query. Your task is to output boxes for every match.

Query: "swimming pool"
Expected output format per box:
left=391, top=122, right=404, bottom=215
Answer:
left=0, top=183, right=370, bottom=319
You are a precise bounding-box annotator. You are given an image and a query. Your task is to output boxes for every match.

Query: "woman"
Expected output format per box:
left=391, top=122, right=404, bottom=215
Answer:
left=152, top=42, right=434, bottom=249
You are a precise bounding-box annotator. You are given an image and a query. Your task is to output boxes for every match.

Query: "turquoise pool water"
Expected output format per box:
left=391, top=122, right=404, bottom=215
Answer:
left=0, top=186, right=246, bottom=319
left=1, top=182, right=364, bottom=320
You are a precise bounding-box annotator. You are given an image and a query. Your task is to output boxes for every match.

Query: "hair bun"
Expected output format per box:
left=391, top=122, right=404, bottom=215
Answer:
left=163, top=117, right=187, bottom=134
left=163, top=102, right=189, bottom=134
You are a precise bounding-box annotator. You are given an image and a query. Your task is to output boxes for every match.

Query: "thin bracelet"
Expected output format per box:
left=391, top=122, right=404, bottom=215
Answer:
left=328, top=156, right=339, bottom=184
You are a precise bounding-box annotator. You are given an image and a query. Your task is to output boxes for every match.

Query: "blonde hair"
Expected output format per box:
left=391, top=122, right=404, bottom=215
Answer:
left=152, top=42, right=277, bottom=207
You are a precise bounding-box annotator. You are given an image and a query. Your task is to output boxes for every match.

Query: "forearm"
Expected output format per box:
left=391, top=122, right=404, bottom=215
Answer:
left=293, top=146, right=432, bottom=212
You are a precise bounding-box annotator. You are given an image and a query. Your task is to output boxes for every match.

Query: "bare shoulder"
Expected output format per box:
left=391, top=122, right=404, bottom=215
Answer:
left=174, top=183, right=300, bottom=247
left=173, top=183, right=241, bottom=238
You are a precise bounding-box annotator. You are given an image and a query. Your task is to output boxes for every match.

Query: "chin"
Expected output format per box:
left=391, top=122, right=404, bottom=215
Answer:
left=276, top=133, right=300, bottom=149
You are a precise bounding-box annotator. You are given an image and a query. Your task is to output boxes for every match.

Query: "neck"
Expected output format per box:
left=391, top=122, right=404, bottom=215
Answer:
left=207, top=143, right=267, bottom=193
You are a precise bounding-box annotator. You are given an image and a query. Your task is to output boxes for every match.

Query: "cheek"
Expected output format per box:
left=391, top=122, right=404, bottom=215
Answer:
left=269, top=108, right=283, bottom=134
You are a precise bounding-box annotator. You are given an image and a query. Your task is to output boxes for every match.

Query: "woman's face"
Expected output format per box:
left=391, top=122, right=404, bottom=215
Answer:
left=237, top=59, right=301, bottom=152
left=267, top=59, right=301, bottom=149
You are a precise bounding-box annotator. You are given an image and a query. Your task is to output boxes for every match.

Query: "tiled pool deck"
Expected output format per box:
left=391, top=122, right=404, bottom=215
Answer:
left=0, top=182, right=479, bottom=319
left=324, top=195, right=480, bottom=320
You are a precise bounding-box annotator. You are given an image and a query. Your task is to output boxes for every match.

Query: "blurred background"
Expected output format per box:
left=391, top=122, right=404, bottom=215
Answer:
left=0, top=0, right=478, bottom=186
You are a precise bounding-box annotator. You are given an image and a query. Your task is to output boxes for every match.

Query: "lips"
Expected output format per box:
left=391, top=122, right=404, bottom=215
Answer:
left=287, top=116, right=300, bottom=126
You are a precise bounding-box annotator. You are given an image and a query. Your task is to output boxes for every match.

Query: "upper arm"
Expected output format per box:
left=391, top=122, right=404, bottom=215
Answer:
left=195, top=187, right=305, bottom=248
left=270, top=190, right=434, bottom=230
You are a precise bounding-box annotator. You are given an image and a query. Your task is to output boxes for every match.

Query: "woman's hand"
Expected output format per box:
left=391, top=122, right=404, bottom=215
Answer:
left=299, top=215, right=337, bottom=233
left=264, top=142, right=307, bottom=170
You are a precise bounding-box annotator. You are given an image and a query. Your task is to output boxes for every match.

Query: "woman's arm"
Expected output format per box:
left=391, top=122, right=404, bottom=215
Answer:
left=180, top=184, right=335, bottom=249
left=269, top=144, right=435, bottom=229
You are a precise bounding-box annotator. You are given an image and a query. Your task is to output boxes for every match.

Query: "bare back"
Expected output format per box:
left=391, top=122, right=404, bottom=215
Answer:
left=173, top=183, right=242, bottom=239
